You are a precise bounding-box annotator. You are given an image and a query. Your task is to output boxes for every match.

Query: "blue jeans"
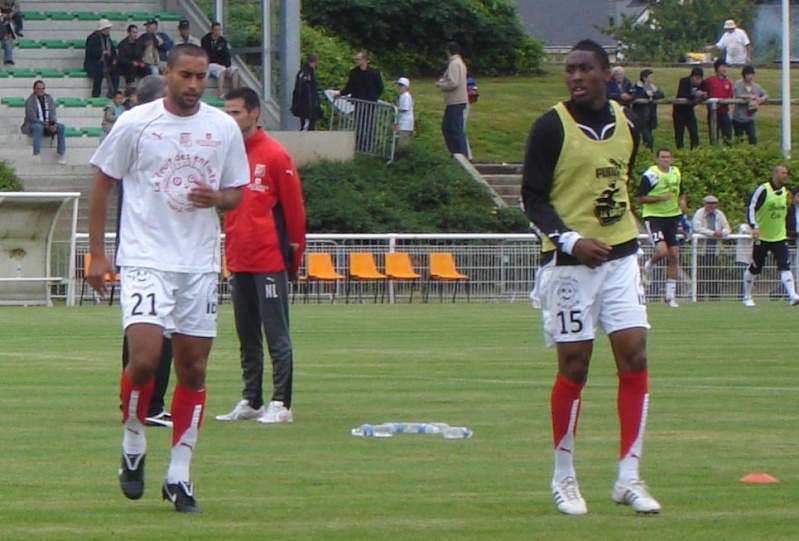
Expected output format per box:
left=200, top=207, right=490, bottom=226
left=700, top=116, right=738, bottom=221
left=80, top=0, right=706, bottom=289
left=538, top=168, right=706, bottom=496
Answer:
left=31, top=123, right=66, bottom=155
left=733, top=120, right=757, bottom=145
left=1, top=37, right=12, bottom=63
left=442, top=103, right=468, bottom=156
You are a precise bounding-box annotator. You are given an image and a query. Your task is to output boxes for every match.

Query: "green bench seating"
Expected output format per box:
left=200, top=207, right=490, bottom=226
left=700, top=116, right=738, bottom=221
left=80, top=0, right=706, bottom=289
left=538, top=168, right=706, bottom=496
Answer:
left=82, top=127, right=104, bottom=137
left=4, top=68, right=38, bottom=77
left=43, top=11, right=73, bottom=21
left=21, top=11, right=186, bottom=23
left=23, top=12, right=47, bottom=21
left=1, top=97, right=26, bottom=107
left=100, top=12, right=131, bottom=21
left=86, top=97, right=110, bottom=107
left=40, top=39, right=70, bottom=49
left=63, top=68, right=88, bottom=77
left=16, top=39, right=40, bottom=49
left=64, top=127, right=84, bottom=137
left=201, top=97, right=225, bottom=107
left=37, top=68, right=65, bottom=78
left=56, top=97, right=87, bottom=107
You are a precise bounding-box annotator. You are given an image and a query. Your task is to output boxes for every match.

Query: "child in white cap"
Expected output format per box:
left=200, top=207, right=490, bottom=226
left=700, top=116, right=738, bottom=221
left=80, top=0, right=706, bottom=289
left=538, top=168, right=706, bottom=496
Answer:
left=396, top=77, right=414, bottom=146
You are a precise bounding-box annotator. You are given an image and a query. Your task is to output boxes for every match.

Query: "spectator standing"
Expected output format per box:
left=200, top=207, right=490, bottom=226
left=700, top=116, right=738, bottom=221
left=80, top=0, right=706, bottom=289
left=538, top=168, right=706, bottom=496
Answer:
left=0, top=0, right=22, bottom=37
left=176, top=19, right=200, bottom=46
left=216, top=87, right=306, bottom=425
left=710, top=19, right=752, bottom=66
left=339, top=50, right=384, bottom=152
left=290, top=52, right=322, bottom=131
left=138, top=18, right=173, bottom=75
left=742, top=165, right=799, bottom=307
left=606, top=66, right=634, bottom=105
left=522, top=39, right=659, bottom=517
left=672, top=67, right=708, bottom=150
left=102, top=90, right=125, bottom=133
left=691, top=195, right=731, bottom=300
left=117, top=25, right=149, bottom=88
left=87, top=44, right=250, bottom=513
left=1, top=7, right=15, bottom=65
left=732, top=65, right=767, bottom=145
left=395, top=77, right=414, bottom=147
left=201, top=22, right=240, bottom=98
left=84, top=19, right=120, bottom=98
left=704, top=59, right=733, bottom=145
left=21, top=80, right=66, bottom=164
left=123, top=86, right=138, bottom=110
left=631, top=69, right=664, bottom=150
left=436, top=41, right=468, bottom=157
left=638, top=148, right=685, bottom=308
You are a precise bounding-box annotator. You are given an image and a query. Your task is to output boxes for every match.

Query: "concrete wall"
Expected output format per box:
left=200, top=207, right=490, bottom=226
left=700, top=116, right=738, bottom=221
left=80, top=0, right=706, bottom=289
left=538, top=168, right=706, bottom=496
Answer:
left=268, top=131, right=355, bottom=167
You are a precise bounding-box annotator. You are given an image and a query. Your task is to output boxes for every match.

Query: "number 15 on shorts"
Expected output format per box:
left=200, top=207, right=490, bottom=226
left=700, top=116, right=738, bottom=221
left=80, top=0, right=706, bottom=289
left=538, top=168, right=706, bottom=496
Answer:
left=557, top=309, right=584, bottom=335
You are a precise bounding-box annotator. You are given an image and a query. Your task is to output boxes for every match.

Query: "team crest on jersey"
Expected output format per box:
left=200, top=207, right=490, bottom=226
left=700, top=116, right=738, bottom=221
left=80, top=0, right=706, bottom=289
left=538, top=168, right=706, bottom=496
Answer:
left=180, top=133, right=193, bottom=147
left=555, top=276, right=579, bottom=308
left=254, top=164, right=266, bottom=177
left=195, top=133, right=221, bottom=147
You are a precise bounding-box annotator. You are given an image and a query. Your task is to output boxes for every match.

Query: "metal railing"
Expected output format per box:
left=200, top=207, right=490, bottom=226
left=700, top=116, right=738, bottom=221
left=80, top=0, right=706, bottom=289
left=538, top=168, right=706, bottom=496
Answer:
left=43, top=232, right=799, bottom=306
left=327, top=96, right=398, bottom=164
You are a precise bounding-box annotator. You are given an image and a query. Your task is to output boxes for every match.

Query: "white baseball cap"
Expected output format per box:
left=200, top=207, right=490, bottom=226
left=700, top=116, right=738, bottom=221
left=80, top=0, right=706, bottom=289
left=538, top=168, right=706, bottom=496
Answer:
left=396, top=77, right=410, bottom=88
left=97, top=19, right=113, bottom=31
left=723, top=19, right=737, bottom=30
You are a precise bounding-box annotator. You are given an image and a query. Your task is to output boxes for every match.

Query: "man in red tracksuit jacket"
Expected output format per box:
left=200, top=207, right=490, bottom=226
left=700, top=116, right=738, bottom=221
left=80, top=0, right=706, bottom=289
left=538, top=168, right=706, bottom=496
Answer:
left=216, top=87, right=307, bottom=425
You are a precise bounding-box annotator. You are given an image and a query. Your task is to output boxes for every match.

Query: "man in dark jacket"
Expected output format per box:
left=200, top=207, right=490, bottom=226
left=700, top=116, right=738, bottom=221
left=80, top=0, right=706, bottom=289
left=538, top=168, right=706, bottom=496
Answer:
left=672, top=67, right=708, bottom=150
left=84, top=19, right=120, bottom=98
left=338, top=51, right=384, bottom=151
left=117, top=24, right=149, bottom=87
left=201, top=22, right=240, bottom=97
left=291, top=52, right=321, bottom=131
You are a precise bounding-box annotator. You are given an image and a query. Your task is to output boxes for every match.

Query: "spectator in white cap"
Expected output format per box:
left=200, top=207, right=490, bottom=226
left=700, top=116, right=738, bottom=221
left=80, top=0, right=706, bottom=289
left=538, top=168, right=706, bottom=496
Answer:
left=396, top=77, right=414, bottom=147
left=708, top=19, right=751, bottom=66
left=84, top=18, right=120, bottom=98
left=692, top=194, right=731, bottom=300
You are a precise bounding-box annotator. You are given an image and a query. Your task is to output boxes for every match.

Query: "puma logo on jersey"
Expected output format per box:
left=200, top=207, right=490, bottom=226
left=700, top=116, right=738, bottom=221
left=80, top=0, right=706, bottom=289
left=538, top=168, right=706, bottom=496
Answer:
left=151, top=131, right=163, bottom=140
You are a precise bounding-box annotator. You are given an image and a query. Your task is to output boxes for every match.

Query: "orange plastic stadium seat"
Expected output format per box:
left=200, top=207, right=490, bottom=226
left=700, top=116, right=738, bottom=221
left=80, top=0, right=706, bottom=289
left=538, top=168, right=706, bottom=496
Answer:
left=346, top=252, right=387, bottom=303
left=424, top=252, right=470, bottom=303
left=384, top=252, right=421, bottom=303
left=304, top=253, right=345, bottom=304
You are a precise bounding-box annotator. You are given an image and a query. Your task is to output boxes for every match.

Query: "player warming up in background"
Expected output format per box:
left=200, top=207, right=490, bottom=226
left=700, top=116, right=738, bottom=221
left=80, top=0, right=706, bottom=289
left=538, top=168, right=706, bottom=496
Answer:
left=742, top=164, right=799, bottom=307
left=637, top=148, right=686, bottom=308
left=522, top=39, right=660, bottom=516
left=87, top=44, right=249, bottom=513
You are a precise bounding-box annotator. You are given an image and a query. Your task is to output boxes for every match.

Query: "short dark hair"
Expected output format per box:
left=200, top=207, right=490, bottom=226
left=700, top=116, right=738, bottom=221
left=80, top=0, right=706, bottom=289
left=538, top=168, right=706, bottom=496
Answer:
left=211, top=21, right=221, bottom=30
left=446, top=41, right=460, bottom=55
left=639, top=69, right=653, bottom=82
left=166, top=44, right=208, bottom=67
left=690, top=67, right=704, bottom=77
left=570, top=39, right=610, bottom=71
left=225, top=87, right=261, bottom=112
left=713, top=58, right=727, bottom=72
left=33, top=79, right=45, bottom=89
left=127, top=24, right=137, bottom=32
left=656, top=147, right=672, bottom=157
left=307, top=52, right=318, bottom=63
left=742, top=65, right=756, bottom=76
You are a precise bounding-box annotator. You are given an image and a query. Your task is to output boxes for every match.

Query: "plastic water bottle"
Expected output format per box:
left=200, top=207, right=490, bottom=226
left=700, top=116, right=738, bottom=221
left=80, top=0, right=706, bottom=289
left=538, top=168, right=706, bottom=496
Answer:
left=372, top=423, right=395, bottom=438
left=419, top=422, right=449, bottom=434
left=442, top=427, right=473, bottom=439
left=351, top=424, right=375, bottom=437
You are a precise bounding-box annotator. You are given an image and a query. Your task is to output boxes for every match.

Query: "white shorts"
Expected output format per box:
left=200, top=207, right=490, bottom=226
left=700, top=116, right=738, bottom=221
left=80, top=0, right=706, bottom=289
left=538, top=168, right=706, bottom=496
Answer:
left=531, top=255, right=649, bottom=348
left=120, top=267, right=219, bottom=338
left=208, top=63, right=237, bottom=78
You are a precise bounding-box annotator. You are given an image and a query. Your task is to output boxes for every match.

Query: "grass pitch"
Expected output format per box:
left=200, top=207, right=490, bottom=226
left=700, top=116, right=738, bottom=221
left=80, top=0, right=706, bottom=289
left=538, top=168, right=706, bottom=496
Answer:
left=0, top=302, right=797, bottom=540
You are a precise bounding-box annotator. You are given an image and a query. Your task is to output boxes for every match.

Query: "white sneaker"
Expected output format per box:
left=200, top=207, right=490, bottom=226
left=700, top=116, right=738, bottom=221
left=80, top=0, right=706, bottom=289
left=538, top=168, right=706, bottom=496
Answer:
left=742, top=298, right=756, bottom=307
left=551, top=477, right=588, bottom=515
left=641, top=262, right=652, bottom=287
left=57, top=154, right=66, bottom=165
left=214, top=399, right=264, bottom=421
left=790, top=296, right=799, bottom=306
left=256, top=400, right=293, bottom=424
left=664, top=297, right=679, bottom=308
left=612, top=480, right=661, bottom=514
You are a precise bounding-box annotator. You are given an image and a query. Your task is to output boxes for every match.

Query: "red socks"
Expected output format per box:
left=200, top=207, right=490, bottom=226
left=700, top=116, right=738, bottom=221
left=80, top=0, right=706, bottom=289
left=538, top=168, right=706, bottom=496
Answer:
left=120, top=370, right=154, bottom=425
left=618, top=369, right=649, bottom=460
left=171, top=385, right=206, bottom=447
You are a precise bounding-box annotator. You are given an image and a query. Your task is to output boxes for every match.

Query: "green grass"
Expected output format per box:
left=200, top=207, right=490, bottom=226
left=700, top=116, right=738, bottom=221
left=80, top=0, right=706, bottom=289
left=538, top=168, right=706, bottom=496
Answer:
left=407, top=65, right=799, bottom=163
left=1, top=302, right=797, bottom=540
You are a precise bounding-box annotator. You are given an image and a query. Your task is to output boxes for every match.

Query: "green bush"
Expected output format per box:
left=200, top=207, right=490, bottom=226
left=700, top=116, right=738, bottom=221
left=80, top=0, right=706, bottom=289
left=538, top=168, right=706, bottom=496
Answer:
left=632, top=143, right=798, bottom=226
left=0, top=161, right=22, bottom=191
left=300, top=147, right=530, bottom=233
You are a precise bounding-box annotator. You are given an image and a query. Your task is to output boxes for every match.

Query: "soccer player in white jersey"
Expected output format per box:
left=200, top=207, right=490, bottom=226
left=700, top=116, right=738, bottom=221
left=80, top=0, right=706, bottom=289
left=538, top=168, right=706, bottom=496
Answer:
left=87, top=44, right=250, bottom=513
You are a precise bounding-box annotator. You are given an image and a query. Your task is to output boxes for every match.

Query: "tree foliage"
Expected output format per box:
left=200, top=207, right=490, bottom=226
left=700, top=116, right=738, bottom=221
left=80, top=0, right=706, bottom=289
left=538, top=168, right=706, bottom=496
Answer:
left=0, top=161, right=22, bottom=191
left=598, top=0, right=753, bottom=63
left=302, top=0, right=543, bottom=76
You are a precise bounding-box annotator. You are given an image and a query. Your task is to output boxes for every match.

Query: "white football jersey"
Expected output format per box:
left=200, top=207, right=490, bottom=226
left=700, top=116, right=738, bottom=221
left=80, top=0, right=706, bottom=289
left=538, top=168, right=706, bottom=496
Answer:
left=91, top=99, right=249, bottom=273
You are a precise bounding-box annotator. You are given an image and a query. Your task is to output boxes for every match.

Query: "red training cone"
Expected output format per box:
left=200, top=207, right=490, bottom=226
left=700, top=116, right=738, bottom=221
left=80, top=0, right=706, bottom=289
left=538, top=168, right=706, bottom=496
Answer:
left=740, top=473, right=779, bottom=484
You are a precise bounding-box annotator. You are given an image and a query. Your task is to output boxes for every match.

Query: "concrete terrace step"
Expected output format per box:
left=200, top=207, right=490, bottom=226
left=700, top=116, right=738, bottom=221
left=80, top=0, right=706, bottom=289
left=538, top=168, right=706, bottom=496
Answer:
left=473, top=163, right=524, bottom=175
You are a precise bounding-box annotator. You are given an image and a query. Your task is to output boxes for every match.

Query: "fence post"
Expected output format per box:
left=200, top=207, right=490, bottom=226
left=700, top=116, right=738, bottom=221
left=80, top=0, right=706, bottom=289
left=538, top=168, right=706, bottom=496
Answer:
left=708, top=100, right=718, bottom=146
